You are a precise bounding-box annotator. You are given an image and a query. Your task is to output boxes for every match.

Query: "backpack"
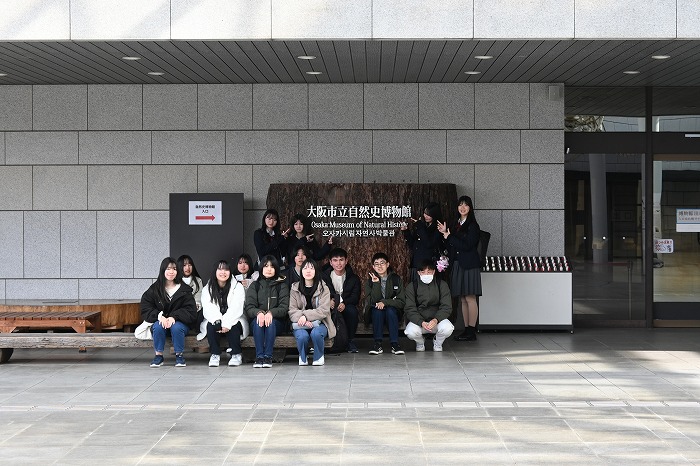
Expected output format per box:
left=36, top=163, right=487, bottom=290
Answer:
left=476, top=230, right=491, bottom=267
left=329, top=308, right=348, bottom=352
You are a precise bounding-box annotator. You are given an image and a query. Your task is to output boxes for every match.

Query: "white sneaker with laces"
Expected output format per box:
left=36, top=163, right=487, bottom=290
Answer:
left=229, top=353, right=242, bottom=366
left=312, top=355, right=325, bottom=366
left=415, top=342, right=426, bottom=352
left=208, top=354, right=220, bottom=367
left=433, top=343, right=443, bottom=352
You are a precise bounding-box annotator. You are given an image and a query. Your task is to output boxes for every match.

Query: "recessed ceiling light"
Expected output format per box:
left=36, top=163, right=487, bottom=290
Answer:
left=0, top=73, right=7, bottom=77
left=122, top=56, right=141, bottom=61
left=306, top=71, right=322, bottom=75
left=297, top=55, right=316, bottom=60
left=651, top=55, right=671, bottom=60
left=464, top=71, right=481, bottom=75
left=623, top=70, right=640, bottom=74
left=474, top=55, right=493, bottom=60
left=147, top=71, right=164, bottom=76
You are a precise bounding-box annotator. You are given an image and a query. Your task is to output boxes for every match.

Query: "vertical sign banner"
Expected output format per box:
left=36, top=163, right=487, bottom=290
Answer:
left=189, top=201, right=222, bottom=225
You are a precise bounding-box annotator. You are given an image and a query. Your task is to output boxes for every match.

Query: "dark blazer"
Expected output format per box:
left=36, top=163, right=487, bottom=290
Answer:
left=253, top=228, right=286, bottom=265
left=446, top=220, right=481, bottom=270
left=402, top=220, right=444, bottom=268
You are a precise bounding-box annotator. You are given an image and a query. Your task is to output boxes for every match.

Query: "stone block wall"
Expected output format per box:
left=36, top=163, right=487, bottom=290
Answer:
left=0, top=82, right=563, bottom=299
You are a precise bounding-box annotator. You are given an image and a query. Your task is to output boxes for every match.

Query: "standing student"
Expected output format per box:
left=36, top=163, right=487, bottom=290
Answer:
left=364, top=252, right=405, bottom=355
left=253, top=208, right=289, bottom=269
left=285, top=213, right=333, bottom=261
left=289, top=259, right=335, bottom=366
left=202, top=260, right=249, bottom=367
left=140, top=257, right=198, bottom=367
left=401, top=202, right=444, bottom=282
left=404, top=259, right=454, bottom=352
left=234, top=253, right=259, bottom=290
left=286, top=245, right=310, bottom=288
left=438, top=195, right=482, bottom=341
left=244, top=255, right=289, bottom=368
left=322, top=247, right=361, bottom=353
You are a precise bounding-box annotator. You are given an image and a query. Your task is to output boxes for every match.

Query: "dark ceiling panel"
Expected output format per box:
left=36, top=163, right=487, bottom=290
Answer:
left=1, top=39, right=700, bottom=87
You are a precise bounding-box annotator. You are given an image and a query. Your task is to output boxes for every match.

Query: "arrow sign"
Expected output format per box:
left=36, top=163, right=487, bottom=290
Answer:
left=189, top=201, right=222, bottom=225
left=195, top=215, right=215, bottom=221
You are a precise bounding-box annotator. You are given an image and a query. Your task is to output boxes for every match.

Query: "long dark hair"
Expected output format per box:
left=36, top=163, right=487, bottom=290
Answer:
left=423, top=202, right=442, bottom=224
left=456, top=195, right=477, bottom=226
left=155, top=257, right=181, bottom=303
left=208, top=259, right=232, bottom=307
left=177, top=254, right=201, bottom=295
left=236, top=253, right=254, bottom=278
left=259, top=255, right=282, bottom=280
left=299, top=258, right=322, bottom=291
left=260, top=208, right=280, bottom=236
left=290, top=213, right=313, bottom=236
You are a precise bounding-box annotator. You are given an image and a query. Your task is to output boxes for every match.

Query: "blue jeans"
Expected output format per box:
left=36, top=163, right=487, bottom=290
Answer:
left=294, top=325, right=328, bottom=362
left=371, top=306, right=400, bottom=343
left=152, top=320, right=188, bottom=354
left=250, top=318, right=283, bottom=359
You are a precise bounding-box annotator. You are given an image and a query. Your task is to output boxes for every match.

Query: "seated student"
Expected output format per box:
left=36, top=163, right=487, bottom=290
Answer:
left=322, top=247, right=361, bottom=353
left=404, top=259, right=454, bottom=352
left=286, top=245, right=310, bottom=288
left=244, top=255, right=289, bottom=368
left=201, top=259, right=249, bottom=367
left=140, top=257, right=198, bottom=367
left=364, top=252, right=405, bottom=356
left=177, top=255, right=203, bottom=311
left=289, top=259, right=335, bottom=366
left=234, top=253, right=259, bottom=290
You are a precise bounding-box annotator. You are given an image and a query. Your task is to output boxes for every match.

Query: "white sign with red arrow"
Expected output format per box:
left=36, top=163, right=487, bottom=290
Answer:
left=189, top=201, right=222, bottom=225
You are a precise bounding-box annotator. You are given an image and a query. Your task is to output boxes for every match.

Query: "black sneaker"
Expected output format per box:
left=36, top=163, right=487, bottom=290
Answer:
left=369, top=342, right=383, bottom=355
left=391, top=343, right=404, bottom=355
left=347, top=341, right=359, bottom=353
left=262, top=357, right=273, bottom=368
left=253, top=358, right=264, bottom=368
left=149, top=355, right=164, bottom=367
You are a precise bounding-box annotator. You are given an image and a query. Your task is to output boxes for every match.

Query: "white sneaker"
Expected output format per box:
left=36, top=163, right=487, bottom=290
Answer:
left=208, top=354, right=220, bottom=367
left=415, top=342, right=426, bottom=352
left=312, top=355, right=325, bottom=366
left=228, top=354, right=242, bottom=366
left=433, top=343, right=443, bottom=352
left=299, top=356, right=307, bottom=366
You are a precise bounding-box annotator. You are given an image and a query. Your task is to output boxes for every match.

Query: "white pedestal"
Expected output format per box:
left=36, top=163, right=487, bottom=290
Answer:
left=479, top=272, right=573, bottom=330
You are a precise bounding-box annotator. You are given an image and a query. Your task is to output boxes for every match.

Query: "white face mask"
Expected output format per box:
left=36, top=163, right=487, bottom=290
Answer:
left=419, top=274, right=434, bottom=284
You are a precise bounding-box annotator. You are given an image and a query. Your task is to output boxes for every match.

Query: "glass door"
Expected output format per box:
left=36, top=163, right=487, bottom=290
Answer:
left=652, top=157, right=700, bottom=325
left=565, top=153, right=646, bottom=325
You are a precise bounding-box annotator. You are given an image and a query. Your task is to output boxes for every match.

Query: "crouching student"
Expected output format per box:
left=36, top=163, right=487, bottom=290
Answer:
left=364, top=252, right=405, bottom=355
left=244, top=255, right=289, bottom=368
left=404, top=259, right=454, bottom=352
left=201, top=260, right=249, bottom=367
left=289, top=259, right=335, bottom=366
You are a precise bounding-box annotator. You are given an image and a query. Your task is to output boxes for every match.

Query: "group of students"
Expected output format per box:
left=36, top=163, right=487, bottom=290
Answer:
left=139, top=195, right=483, bottom=368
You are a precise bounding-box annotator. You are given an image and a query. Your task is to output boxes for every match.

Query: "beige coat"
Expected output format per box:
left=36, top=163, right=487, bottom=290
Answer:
left=288, top=281, right=336, bottom=339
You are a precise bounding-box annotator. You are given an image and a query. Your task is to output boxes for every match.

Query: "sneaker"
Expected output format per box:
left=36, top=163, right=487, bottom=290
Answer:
left=299, top=356, right=307, bottom=366
left=347, top=341, right=359, bottom=353
left=312, top=355, right=325, bottom=366
left=433, top=339, right=443, bottom=352
left=208, top=354, right=220, bottom=367
left=308, top=347, right=314, bottom=354
left=415, top=342, right=426, bottom=352
left=149, top=355, right=164, bottom=367
left=253, top=358, right=264, bottom=368
left=262, top=357, right=273, bottom=368
left=391, top=342, right=404, bottom=355
left=175, top=353, right=186, bottom=367
left=369, top=342, right=383, bottom=355
left=229, top=354, right=242, bottom=366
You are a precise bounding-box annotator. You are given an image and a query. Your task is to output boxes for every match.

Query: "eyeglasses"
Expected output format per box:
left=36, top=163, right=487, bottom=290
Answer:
left=373, top=261, right=388, bottom=267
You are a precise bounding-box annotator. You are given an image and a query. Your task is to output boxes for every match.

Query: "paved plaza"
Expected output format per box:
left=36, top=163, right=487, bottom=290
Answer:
left=2, top=328, right=700, bottom=464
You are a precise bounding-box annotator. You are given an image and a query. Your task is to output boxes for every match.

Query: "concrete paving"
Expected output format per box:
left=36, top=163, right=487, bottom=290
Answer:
left=2, top=329, right=700, bottom=464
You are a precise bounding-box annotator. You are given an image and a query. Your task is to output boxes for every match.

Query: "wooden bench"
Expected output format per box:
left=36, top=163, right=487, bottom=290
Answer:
left=0, top=310, right=102, bottom=334
left=0, top=332, right=332, bottom=364
left=0, top=300, right=140, bottom=330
